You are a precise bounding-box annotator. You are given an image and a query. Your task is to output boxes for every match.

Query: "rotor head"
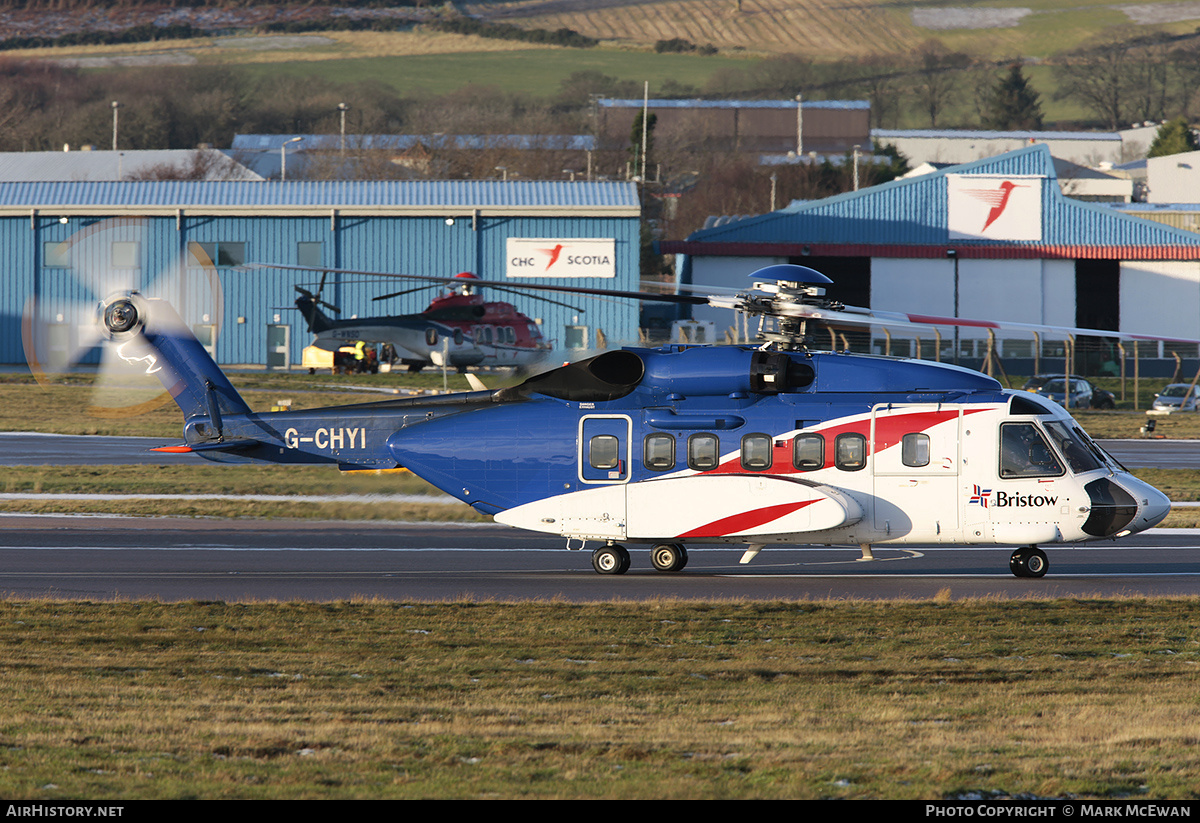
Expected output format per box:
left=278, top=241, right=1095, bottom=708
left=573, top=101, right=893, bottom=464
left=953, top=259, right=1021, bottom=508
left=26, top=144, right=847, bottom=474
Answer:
left=101, top=293, right=146, bottom=338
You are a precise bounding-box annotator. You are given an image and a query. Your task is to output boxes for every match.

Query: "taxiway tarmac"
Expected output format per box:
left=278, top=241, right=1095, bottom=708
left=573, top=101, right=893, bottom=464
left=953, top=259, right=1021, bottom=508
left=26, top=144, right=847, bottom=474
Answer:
left=2, top=515, right=1199, bottom=602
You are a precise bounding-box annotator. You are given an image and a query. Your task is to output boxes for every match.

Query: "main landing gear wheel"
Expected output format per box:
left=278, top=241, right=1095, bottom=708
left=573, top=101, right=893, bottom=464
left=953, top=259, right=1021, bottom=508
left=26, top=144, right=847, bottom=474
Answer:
left=1010, top=546, right=1049, bottom=578
left=592, top=544, right=630, bottom=575
left=650, top=543, right=688, bottom=572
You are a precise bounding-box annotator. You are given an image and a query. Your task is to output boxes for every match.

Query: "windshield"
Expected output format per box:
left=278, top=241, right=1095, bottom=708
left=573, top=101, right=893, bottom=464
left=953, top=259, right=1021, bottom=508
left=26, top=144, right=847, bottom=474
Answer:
left=1043, top=420, right=1105, bottom=474
left=1162, top=385, right=1193, bottom=398
left=1043, top=379, right=1068, bottom=393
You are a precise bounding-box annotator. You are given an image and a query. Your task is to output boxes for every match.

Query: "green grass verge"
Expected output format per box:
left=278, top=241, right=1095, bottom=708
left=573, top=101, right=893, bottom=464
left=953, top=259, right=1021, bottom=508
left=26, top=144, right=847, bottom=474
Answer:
left=0, top=598, right=1196, bottom=799
left=219, top=47, right=752, bottom=98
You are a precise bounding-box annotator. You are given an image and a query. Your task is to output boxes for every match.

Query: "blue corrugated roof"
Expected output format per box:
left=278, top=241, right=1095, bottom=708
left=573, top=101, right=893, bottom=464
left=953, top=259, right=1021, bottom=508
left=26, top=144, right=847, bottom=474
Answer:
left=682, top=144, right=1200, bottom=249
left=0, top=179, right=639, bottom=210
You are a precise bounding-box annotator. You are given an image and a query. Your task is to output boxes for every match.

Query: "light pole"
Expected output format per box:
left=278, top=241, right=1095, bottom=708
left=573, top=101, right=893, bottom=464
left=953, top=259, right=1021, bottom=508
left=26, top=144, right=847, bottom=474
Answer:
left=111, top=101, right=122, bottom=151
left=281, top=136, right=303, bottom=181
left=337, top=103, right=349, bottom=155
left=494, top=166, right=507, bottom=181
left=795, top=94, right=802, bottom=156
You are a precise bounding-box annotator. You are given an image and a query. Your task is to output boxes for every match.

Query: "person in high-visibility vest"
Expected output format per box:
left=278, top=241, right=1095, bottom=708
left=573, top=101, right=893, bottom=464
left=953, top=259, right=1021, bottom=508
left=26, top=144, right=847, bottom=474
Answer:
left=353, top=341, right=366, bottom=372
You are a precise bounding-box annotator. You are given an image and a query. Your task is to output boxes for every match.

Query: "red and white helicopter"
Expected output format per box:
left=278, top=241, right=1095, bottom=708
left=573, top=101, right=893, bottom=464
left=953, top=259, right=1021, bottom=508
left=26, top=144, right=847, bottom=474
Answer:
left=34, top=263, right=1175, bottom=579
left=295, top=271, right=555, bottom=372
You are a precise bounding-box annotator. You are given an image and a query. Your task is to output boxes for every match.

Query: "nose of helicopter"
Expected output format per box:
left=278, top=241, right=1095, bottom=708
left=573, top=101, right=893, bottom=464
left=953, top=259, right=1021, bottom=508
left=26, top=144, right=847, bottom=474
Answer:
left=1118, top=474, right=1172, bottom=534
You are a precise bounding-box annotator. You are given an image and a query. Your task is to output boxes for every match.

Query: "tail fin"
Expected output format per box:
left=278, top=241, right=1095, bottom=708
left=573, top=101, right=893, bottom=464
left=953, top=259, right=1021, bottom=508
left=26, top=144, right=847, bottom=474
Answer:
left=127, top=297, right=251, bottom=420
left=295, top=293, right=335, bottom=334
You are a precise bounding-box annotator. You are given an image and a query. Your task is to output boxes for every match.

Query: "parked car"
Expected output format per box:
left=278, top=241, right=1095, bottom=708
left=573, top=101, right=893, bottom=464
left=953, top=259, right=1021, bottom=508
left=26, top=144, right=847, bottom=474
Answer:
left=1022, top=374, right=1116, bottom=410
left=1152, top=383, right=1200, bottom=413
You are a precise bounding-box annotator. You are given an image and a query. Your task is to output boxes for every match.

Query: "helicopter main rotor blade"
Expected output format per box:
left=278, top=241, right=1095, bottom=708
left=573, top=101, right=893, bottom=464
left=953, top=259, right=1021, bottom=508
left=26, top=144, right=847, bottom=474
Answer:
left=792, top=303, right=1200, bottom=346
left=483, top=284, right=589, bottom=313
left=372, top=285, right=437, bottom=302
left=253, top=264, right=709, bottom=307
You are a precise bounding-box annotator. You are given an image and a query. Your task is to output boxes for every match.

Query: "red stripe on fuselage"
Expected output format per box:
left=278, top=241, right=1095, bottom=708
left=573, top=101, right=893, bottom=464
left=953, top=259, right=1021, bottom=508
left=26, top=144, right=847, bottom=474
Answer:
left=705, top=407, right=989, bottom=475
left=676, top=499, right=819, bottom=539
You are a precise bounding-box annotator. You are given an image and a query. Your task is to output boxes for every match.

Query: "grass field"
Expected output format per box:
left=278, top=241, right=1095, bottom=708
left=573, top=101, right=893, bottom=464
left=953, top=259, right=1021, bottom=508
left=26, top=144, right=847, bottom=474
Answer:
left=229, top=44, right=750, bottom=99
left=0, top=598, right=1196, bottom=799
left=470, top=0, right=1200, bottom=60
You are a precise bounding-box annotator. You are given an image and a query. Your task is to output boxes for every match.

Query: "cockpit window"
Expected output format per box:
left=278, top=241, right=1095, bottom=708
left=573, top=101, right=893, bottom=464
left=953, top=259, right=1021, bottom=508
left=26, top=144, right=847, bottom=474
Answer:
left=1010, top=393, right=1055, bottom=415
left=1043, top=421, right=1104, bottom=474
left=999, top=422, right=1064, bottom=478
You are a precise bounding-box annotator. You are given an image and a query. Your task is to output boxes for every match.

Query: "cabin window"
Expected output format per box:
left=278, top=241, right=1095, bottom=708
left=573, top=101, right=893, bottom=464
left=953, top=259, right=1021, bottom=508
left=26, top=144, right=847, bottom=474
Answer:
left=741, top=433, right=773, bottom=471
left=688, top=433, right=719, bottom=470
left=453, top=328, right=464, bottom=346
left=425, top=328, right=438, bottom=347
left=999, top=422, right=1063, bottom=478
left=643, top=434, right=675, bottom=471
left=901, top=433, right=930, bottom=467
left=589, top=435, right=620, bottom=470
left=834, top=433, right=867, bottom=471
left=793, top=434, right=824, bottom=471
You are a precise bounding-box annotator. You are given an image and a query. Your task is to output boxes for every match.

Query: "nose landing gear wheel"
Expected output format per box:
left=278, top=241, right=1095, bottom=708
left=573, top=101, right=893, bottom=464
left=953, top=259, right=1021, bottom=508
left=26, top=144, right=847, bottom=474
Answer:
left=592, top=544, right=630, bottom=575
left=650, top=543, right=688, bottom=572
left=1010, top=546, right=1049, bottom=578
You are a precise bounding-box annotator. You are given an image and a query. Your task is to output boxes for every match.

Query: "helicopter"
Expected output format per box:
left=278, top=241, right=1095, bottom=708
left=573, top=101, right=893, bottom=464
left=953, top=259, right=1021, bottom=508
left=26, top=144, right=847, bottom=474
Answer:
left=44, top=263, right=1173, bottom=579
left=293, top=270, right=560, bottom=372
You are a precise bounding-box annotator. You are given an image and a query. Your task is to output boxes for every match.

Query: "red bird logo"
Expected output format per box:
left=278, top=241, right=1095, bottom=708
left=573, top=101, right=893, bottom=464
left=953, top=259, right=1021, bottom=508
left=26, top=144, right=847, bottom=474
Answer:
left=964, top=180, right=1024, bottom=232
left=539, top=244, right=565, bottom=270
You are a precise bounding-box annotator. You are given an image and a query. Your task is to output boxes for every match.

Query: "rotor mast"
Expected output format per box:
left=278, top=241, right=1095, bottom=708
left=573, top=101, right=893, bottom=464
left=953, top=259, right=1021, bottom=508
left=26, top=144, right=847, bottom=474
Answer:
left=715, top=265, right=842, bottom=353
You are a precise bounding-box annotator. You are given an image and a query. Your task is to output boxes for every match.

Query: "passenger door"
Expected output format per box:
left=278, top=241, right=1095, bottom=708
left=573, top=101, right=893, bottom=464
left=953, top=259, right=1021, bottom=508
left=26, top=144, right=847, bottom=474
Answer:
left=579, top=415, right=631, bottom=484
left=871, top=404, right=962, bottom=539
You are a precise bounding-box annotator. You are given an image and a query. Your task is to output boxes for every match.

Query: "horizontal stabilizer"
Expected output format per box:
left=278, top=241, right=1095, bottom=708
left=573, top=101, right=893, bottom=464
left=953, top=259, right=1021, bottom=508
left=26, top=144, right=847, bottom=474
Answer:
left=151, top=439, right=261, bottom=454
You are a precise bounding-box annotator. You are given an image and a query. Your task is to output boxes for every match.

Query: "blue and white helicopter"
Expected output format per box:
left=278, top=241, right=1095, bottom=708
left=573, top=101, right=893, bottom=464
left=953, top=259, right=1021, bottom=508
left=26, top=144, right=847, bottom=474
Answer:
left=69, top=264, right=1172, bottom=578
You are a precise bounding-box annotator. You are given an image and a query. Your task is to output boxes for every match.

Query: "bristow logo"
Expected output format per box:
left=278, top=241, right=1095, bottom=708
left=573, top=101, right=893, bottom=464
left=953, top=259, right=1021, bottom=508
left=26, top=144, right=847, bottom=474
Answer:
left=969, top=486, right=1059, bottom=508
left=970, top=484, right=992, bottom=508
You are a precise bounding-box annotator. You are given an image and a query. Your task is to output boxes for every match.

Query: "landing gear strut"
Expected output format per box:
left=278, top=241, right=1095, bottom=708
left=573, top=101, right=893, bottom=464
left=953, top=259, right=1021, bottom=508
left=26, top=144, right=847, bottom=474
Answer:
left=592, top=544, right=630, bottom=575
left=1010, top=546, right=1049, bottom=578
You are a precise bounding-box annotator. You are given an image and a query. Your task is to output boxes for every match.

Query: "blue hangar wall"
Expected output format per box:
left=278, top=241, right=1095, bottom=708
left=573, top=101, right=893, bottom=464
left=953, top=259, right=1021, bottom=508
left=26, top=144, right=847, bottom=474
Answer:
left=0, top=180, right=642, bottom=366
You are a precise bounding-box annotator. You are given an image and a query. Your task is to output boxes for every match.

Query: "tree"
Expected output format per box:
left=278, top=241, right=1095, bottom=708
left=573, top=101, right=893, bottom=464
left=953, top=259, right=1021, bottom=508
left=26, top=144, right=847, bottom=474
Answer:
left=1054, top=37, right=1135, bottom=130
left=913, top=42, right=970, bottom=128
left=984, top=63, right=1043, bottom=130
left=1148, top=117, right=1200, bottom=157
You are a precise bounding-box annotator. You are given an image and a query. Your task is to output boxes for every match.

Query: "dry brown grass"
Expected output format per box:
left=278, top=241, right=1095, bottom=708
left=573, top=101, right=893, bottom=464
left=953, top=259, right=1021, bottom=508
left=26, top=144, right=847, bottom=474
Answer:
left=0, top=598, right=1197, bottom=799
left=468, top=0, right=927, bottom=58
left=2, top=28, right=569, bottom=66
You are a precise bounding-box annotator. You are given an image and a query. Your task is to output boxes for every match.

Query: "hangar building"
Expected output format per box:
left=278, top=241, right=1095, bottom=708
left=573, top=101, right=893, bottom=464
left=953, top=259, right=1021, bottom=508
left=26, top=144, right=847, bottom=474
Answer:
left=1, top=180, right=641, bottom=367
left=661, top=144, right=1200, bottom=372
